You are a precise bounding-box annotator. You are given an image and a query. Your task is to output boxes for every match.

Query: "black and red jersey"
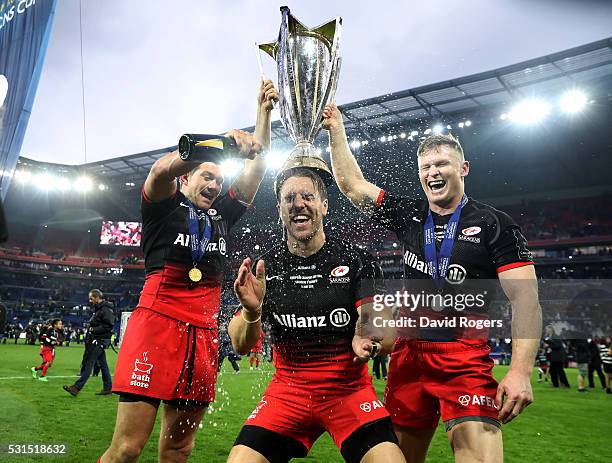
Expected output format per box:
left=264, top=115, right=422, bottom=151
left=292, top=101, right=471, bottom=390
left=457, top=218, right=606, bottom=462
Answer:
left=39, top=327, right=61, bottom=349
left=137, top=186, right=247, bottom=327
left=259, top=236, right=383, bottom=387
left=372, top=191, right=534, bottom=341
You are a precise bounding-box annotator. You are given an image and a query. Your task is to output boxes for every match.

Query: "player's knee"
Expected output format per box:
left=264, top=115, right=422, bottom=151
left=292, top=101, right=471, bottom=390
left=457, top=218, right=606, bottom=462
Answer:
left=114, top=440, right=145, bottom=461
left=159, top=440, right=195, bottom=461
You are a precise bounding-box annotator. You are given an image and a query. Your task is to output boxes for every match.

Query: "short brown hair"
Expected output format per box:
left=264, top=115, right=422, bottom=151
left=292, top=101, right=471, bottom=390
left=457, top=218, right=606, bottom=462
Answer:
left=417, top=133, right=465, bottom=161
left=274, top=167, right=328, bottom=202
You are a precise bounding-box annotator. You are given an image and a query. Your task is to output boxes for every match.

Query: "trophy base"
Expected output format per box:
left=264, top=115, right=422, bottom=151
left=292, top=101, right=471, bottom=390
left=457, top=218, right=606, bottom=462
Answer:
left=279, top=155, right=333, bottom=186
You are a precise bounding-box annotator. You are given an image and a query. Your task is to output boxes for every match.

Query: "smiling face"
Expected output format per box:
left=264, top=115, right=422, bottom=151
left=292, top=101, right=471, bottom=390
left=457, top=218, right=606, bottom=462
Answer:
left=277, top=175, right=328, bottom=243
left=181, top=162, right=224, bottom=210
left=418, top=145, right=469, bottom=211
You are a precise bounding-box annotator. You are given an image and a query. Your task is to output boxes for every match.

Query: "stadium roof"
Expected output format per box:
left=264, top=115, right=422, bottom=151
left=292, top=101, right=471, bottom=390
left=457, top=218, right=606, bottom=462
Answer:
left=17, top=37, right=612, bottom=182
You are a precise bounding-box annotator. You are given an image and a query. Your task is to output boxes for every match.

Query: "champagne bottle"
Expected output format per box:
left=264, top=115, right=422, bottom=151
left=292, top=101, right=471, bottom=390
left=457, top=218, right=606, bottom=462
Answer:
left=178, top=134, right=240, bottom=162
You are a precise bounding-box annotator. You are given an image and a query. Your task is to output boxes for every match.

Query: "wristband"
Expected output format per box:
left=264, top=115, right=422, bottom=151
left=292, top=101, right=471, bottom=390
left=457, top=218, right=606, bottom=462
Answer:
left=240, top=305, right=262, bottom=324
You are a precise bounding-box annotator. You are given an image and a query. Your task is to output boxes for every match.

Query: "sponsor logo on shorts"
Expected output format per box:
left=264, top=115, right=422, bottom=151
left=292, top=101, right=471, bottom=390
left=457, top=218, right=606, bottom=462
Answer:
left=130, top=352, right=153, bottom=389
left=248, top=399, right=267, bottom=420
left=359, top=399, right=384, bottom=413
left=458, top=394, right=498, bottom=409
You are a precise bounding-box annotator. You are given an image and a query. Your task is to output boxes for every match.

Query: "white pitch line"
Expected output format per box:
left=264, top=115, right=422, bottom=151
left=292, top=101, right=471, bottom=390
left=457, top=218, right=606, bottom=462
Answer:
left=0, top=375, right=79, bottom=380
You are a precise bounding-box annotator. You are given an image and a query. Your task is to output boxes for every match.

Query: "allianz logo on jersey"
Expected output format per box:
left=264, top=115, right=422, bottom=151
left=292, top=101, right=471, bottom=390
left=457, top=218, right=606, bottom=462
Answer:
left=273, top=308, right=351, bottom=328
left=329, top=265, right=350, bottom=284
left=173, top=233, right=227, bottom=255
left=404, top=251, right=467, bottom=284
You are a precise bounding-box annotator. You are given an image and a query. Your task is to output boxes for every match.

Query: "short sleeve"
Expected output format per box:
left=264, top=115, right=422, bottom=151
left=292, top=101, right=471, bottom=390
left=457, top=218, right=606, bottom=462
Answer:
left=211, top=187, right=248, bottom=230
left=353, top=249, right=385, bottom=309
left=488, top=210, right=534, bottom=273
left=371, top=190, right=420, bottom=233
left=140, top=184, right=180, bottom=224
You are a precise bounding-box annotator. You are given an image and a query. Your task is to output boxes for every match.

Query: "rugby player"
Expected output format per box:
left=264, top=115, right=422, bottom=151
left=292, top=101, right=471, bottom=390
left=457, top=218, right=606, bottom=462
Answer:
left=31, top=318, right=63, bottom=382
left=226, top=168, right=405, bottom=463
left=323, top=102, right=542, bottom=463
left=99, top=80, right=278, bottom=463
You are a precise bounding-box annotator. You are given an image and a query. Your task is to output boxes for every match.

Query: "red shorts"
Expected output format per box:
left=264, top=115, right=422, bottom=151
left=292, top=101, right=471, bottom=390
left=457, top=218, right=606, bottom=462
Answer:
left=40, top=346, right=54, bottom=364
left=113, top=307, right=219, bottom=403
left=244, top=375, right=390, bottom=451
left=384, top=340, right=500, bottom=429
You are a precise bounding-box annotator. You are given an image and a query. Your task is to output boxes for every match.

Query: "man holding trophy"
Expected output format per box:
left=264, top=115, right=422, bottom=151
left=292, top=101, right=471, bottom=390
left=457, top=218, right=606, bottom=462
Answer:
left=226, top=8, right=405, bottom=463
left=99, top=78, right=278, bottom=463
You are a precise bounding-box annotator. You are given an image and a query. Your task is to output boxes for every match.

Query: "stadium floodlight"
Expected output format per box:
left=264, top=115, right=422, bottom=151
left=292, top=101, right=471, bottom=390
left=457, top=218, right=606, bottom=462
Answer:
left=74, top=176, right=93, bottom=192
left=34, top=173, right=54, bottom=191
left=265, top=150, right=289, bottom=170
left=350, top=139, right=361, bottom=149
left=433, top=125, right=443, bottom=135
left=98, top=184, right=107, bottom=191
left=509, top=99, right=551, bottom=124
left=54, top=177, right=72, bottom=191
left=559, top=89, right=587, bottom=114
left=220, top=159, right=243, bottom=178
left=500, top=113, right=508, bottom=120
left=465, top=120, right=472, bottom=127
left=15, top=169, right=31, bottom=182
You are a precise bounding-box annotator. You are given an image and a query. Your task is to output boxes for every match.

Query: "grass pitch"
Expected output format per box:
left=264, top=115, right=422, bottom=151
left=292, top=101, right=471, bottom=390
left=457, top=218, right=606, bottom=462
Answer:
left=0, top=343, right=610, bottom=462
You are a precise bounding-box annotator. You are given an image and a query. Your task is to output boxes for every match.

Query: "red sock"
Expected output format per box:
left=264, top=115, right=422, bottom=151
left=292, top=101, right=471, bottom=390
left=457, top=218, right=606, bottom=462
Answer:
left=256, top=358, right=260, bottom=368
left=41, top=363, right=50, bottom=377
left=250, top=356, right=254, bottom=367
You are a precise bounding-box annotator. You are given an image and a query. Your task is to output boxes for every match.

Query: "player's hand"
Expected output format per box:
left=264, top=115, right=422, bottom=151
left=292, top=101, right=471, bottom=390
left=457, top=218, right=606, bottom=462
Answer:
left=225, top=129, right=262, bottom=160
left=495, top=369, right=533, bottom=424
left=234, top=258, right=266, bottom=314
left=321, top=102, right=344, bottom=132
left=352, top=335, right=380, bottom=364
left=257, top=78, right=279, bottom=113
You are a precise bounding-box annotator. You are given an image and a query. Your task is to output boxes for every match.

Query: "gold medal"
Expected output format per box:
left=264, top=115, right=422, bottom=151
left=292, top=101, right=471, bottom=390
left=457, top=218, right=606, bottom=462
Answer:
left=188, top=267, right=202, bottom=282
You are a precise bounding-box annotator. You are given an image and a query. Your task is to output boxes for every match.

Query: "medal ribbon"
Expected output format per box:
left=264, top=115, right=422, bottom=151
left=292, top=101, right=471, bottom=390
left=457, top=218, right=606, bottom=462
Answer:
left=423, top=195, right=468, bottom=287
left=185, top=199, right=213, bottom=268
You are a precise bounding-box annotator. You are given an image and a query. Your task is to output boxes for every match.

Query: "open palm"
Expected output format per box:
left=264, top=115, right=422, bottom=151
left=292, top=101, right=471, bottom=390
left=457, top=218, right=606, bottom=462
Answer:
left=234, top=258, right=266, bottom=312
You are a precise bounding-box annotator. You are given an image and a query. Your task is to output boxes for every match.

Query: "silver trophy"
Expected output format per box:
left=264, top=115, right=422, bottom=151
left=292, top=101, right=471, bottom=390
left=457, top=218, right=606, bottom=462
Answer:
left=259, top=6, right=342, bottom=185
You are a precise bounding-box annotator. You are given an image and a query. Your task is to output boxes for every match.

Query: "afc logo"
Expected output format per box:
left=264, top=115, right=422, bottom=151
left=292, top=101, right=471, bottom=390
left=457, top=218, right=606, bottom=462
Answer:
left=359, top=400, right=384, bottom=413
left=458, top=394, right=498, bottom=409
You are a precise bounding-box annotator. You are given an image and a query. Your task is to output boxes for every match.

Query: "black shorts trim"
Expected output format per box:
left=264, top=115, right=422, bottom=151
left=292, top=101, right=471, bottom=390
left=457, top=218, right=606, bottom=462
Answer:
left=234, top=425, right=308, bottom=463
left=444, top=415, right=501, bottom=432
left=118, top=392, right=209, bottom=408
left=340, top=417, right=398, bottom=463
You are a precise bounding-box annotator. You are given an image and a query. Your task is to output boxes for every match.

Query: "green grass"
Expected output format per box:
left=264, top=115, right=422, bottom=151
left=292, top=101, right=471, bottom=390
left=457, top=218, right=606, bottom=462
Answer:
left=0, top=343, right=610, bottom=462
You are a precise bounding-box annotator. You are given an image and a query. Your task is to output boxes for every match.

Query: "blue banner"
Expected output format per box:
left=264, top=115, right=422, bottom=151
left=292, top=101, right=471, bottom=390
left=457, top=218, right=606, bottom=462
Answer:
left=0, top=0, right=57, bottom=200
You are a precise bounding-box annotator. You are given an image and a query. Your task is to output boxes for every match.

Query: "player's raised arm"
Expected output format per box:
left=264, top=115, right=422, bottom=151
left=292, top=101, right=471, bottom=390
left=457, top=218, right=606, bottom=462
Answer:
left=496, top=264, right=542, bottom=424
left=322, top=102, right=382, bottom=216
left=229, top=258, right=266, bottom=355
left=230, top=79, right=279, bottom=206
